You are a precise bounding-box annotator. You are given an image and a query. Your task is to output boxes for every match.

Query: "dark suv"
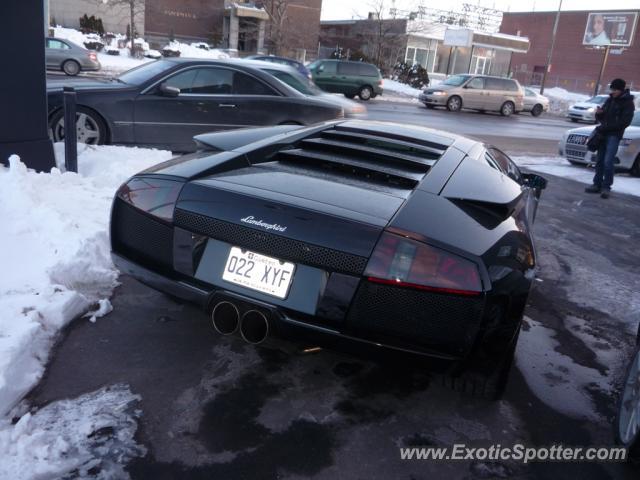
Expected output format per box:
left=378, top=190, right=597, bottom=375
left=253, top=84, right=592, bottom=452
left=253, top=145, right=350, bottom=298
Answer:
left=308, top=59, right=383, bottom=100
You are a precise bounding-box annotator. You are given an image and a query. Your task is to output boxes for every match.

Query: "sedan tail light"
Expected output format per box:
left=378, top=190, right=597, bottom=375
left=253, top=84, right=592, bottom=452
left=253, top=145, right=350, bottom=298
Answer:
left=116, top=177, right=183, bottom=222
left=88, top=51, right=97, bottom=61
left=365, top=232, right=482, bottom=296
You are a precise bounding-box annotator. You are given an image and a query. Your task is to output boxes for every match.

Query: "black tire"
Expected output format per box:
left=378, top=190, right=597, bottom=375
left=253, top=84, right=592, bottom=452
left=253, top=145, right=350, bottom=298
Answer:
left=344, top=93, right=355, bottom=99
left=424, top=104, right=434, bottom=109
left=630, top=155, right=640, bottom=177
left=446, top=95, right=462, bottom=112
left=500, top=101, right=515, bottom=117
left=615, top=345, right=640, bottom=462
left=570, top=118, right=579, bottom=123
left=49, top=106, right=108, bottom=145
left=443, top=321, right=520, bottom=400
left=62, top=60, right=80, bottom=76
left=358, top=86, right=373, bottom=101
left=531, top=104, right=544, bottom=117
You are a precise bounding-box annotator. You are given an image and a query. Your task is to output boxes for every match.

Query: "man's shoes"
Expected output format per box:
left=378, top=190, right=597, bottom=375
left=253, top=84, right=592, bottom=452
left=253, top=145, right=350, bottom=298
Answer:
left=585, top=185, right=601, bottom=193
left=600, top=189, right=611, bottom=199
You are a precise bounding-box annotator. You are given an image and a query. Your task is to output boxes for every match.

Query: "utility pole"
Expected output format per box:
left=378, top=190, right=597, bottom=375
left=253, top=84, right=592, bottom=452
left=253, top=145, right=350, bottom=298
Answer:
left=594, top=45, right=611, bottom=96
left=540, top=0, right=562, bottom=95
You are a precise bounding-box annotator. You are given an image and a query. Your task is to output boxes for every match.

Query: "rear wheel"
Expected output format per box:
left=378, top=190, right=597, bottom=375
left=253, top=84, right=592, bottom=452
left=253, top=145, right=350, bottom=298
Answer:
left=358, top=86, right=373, bottom=101
left=62, top=60, right=80, bottom=76
left=630, top=155, right=640, bottom=177
left=615, top=345, right=640, bottom=461
left=531, top=104, right=543, bottom=117
left=500, top=101, right=515, bottom=117
left=446, top=95, right=462, bottom=112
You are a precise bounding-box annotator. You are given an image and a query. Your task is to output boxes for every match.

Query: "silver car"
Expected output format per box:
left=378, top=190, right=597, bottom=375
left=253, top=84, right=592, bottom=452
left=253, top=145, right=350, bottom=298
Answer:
left=45, top=37, right=101, bottom=76
left=566, top=95, right=609, bottom=123
left=558, top=110, right=640, bottom=176
left=523, top=88, right=549, bottom=117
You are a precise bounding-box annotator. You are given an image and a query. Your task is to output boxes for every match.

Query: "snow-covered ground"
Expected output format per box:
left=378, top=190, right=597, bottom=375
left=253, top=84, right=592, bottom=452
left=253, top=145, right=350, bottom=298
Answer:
left=0, top=144, right=172, bottom=478
left=513, top=155, right=640, bottom=197
left=52, top=26, right=230, bottom=75
left=0, top=145, right=172, bottom=406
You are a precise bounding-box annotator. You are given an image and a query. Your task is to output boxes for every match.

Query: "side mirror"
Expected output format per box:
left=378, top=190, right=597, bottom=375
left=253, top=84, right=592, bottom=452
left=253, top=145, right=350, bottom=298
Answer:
left=159, top=83, right=180, bottom=97
left=523, top=173, right=547, bottom=190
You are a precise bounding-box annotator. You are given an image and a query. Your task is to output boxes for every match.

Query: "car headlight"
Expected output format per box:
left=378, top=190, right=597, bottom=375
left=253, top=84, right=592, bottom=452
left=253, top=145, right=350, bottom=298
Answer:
left=365, top=232, right=482, bottom=296
left=587, top=107, right=595, bottom=112
left=430, top=91, right=447, bottom=96
left=116, top=177, right=183, bottom=222
left=620, top=138, right=632, bottom=147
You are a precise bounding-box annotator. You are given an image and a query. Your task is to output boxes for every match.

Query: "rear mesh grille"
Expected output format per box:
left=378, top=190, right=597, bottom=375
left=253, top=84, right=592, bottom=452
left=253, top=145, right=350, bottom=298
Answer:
left=111, top=199, right=174, bottom=268
left=346, top=282, right=484, bottom=354
left=174, top=209, right=368, bottom=275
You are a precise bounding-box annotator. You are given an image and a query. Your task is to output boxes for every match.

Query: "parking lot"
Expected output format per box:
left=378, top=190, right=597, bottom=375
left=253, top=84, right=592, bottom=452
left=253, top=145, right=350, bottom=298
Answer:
left=25, top=106, right=640, bottom=478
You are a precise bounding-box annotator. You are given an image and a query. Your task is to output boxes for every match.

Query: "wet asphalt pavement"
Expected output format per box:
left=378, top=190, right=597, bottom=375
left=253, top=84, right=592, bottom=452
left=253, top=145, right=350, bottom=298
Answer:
left=28, top=116, right=640, bottom=479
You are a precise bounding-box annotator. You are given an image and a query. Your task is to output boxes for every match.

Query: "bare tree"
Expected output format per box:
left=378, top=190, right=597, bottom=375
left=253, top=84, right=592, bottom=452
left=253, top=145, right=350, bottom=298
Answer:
left=97, top=0, right=145, bottom=56
left=355, top=0, right=407, bottom=72
left=261, top=0, right=289, bottom=55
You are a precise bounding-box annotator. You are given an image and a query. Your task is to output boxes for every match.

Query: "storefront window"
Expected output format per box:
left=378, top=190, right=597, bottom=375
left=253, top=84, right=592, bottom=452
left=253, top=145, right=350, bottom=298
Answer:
left=489, top=49, right=512, bottom=77
left=405, top=47, right=416, bottom=64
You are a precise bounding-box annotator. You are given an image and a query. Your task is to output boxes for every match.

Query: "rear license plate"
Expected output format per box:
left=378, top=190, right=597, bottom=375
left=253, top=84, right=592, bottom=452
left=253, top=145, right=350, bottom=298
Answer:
left=222, top=247, right=295, bottom=299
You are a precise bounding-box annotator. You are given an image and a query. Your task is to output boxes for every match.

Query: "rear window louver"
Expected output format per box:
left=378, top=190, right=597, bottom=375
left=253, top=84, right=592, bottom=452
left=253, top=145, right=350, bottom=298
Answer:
left=275, top=126, right=447, bottom=189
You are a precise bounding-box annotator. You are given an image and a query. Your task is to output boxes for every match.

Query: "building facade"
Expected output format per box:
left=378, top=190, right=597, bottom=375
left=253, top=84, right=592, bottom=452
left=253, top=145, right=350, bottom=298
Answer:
left=320, top=18, right=529, bottom=77
left=50, top=0, right=322, bottom=59
left=50, top=0, right=145, bottom=36
left=500, top=10, right=640, bottom=93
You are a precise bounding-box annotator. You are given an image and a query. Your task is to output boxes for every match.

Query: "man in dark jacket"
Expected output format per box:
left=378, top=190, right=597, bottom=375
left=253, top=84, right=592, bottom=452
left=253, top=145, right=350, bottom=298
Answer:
left=585, top=78, right=635, bottom=198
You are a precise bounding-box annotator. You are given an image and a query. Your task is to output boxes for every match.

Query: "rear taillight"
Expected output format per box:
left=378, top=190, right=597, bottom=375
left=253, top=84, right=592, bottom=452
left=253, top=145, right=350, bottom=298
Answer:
left=365, top=232, right=482, bottom=296
left=378, top=79, right=384, bottom=86
left=116, top=177, right=182, bottom=222
left=88, top=51, right=97, bottom=61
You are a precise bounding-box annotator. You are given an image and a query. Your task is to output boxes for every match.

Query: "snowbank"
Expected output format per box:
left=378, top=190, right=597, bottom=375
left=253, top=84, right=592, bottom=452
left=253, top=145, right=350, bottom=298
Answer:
left=0, top=385, right=145, bottom=479
left=0, top=144, right=173, bottom=418
left=52, top=26, right=230, bottom=75
left=513, top=155, right=640, bottom=197
left=528, top=87, right=589, bottom=116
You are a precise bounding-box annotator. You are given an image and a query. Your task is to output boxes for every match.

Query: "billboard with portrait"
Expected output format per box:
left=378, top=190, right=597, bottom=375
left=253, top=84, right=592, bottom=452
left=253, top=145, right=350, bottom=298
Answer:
left=583, top=12, right=638, bottom=47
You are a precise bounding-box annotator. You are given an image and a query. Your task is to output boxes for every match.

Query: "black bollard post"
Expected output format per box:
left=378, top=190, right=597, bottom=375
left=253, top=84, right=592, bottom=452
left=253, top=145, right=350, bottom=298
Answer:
left=63, top=86, right=78, bottom=173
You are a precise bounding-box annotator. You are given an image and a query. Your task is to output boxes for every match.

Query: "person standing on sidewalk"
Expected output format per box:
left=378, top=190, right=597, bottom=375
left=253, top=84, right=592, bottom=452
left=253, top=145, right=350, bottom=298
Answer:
left=585, top=78, right=635, bottom=199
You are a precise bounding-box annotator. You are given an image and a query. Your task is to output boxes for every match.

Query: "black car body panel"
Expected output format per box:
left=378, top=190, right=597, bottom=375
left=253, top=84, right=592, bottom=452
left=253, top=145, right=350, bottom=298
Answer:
left=110, top=120, right=545, bottom=363
left=46, top=59, right=343, bottom=151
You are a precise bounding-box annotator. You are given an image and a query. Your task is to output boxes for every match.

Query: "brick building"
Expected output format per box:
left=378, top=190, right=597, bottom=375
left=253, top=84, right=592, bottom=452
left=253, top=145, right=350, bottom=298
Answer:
left=500, top=10, right=640, bottom=94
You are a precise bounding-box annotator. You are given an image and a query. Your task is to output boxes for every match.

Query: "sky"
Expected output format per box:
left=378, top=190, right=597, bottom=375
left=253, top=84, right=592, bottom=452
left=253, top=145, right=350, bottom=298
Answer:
left=320, top=0, right=640, bottom=20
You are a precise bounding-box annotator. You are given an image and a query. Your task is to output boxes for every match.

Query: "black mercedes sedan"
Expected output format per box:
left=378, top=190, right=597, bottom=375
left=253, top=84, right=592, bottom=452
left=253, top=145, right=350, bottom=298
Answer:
left=110, top=120, right=547, bottom=398
left=46, top=59, right=344, bottom=152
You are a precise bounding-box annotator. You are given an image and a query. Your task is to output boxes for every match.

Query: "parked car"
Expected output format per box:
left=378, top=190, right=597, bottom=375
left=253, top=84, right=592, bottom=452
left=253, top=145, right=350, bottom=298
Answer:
left=110, top=120, right=547, bottom=399
left=46, top=58, right=344, bottom=152
left=45, top=37, right=101, bottom=76
left=308, top=59, right=383, bottom=101
left=419, top=74, right=525, bottom=116
left=522, top=88, right=549, bottom=117
left=246, top=54, right=311, bottom=79
left=567, top=91, right=640, bottom=123
left=566, top=95, right=608, bottom=123
left=558, top=110, right=640, bottom=176
left=615, top=322, right=640, bottom=462
left=240, top=59, right=366, bottom=117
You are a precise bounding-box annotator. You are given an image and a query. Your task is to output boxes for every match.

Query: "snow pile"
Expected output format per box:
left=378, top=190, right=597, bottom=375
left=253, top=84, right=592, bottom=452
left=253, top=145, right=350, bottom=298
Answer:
left=0, top=144, right=173, bottom=418
left=0, top=384, right=145, bottom=479
left=162, top=41, right=231, bottom=60
left=378, top=78, right=442, bottom=104
left=513, top=155, right=640, bottom=198
left=531, top=87, right=589, bottom=116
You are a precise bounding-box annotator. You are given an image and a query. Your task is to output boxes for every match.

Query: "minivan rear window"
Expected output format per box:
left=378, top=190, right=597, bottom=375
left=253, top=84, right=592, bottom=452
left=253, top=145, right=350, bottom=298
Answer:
left=338, top=62, right=360, bottom=75
left=358, top=64, right=379, bottom=76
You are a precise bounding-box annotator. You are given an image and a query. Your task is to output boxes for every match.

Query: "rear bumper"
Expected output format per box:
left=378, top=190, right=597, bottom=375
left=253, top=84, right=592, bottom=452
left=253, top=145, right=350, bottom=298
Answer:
left=112, top=251, right=462, bottom=362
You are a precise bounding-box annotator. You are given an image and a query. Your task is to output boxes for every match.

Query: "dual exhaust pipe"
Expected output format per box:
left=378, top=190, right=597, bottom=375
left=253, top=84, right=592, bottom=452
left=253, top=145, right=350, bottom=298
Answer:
left=211, top=301, right=270, bottom=344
